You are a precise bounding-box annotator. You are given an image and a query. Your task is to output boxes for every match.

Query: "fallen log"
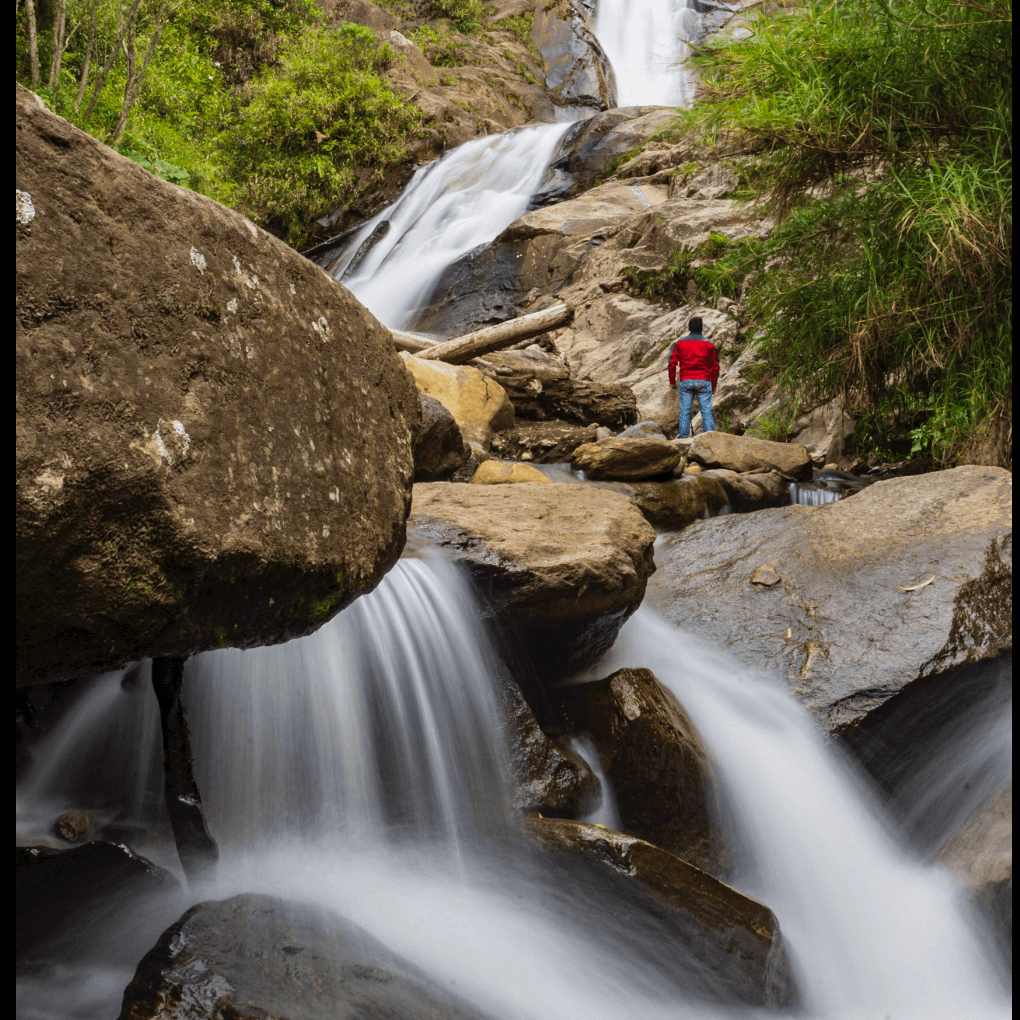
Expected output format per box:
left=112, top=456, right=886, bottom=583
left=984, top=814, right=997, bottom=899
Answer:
left=415, top=304, right=573, bottom=364
left=390, top=329, right=437, bottom=354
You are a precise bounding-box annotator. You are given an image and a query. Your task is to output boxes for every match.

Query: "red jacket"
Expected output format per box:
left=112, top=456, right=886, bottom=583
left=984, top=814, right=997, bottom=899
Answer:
left=668, top=334, right=719, bottom=390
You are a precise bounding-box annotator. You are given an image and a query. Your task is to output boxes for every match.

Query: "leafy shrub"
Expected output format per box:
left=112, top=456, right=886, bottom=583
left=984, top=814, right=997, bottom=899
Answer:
left=428, top=0, right=486, bottom=33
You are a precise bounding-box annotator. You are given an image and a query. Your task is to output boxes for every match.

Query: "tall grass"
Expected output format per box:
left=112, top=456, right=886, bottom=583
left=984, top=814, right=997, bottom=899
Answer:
left=681, top=0, right=1011, bottom=463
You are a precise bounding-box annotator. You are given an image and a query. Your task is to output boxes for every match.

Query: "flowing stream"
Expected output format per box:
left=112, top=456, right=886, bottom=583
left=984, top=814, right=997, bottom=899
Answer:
left=17, top=5, right=1011, bottom=1018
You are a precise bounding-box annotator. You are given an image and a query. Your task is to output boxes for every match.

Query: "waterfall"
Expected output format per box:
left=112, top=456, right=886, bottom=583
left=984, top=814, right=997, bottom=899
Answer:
left=592, top=0, right=700, bottom=106
left=323, top=122, right=573, bottom=330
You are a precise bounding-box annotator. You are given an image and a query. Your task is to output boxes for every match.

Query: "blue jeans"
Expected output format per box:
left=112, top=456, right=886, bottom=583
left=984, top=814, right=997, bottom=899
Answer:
left=678, top=378, right=714, bottom=438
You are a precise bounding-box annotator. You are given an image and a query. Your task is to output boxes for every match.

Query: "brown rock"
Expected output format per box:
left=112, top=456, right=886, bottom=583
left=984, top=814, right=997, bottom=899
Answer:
left=16, top=86, right=419, bottom=684
left=525, top=818, right=796, bottom=1009
left=408, top=482, right=656, bottom=682
left=628, top=474, right=730, bottom=529
left=400, top=353, right=513, bottom=449
left=468, top=461, right=550, bottom=484
left=557, top=668, right=724, bottom=873
left=648, top=466, right=1013, bottom=733
left=55, top=810, right=92, bottom=843
left=689, top=431, right=812, bottom=479
left=413, top=393, right=470, bottom=482
left=492, top=420, right=600, bottom=463
left=571, top=436, right=682, bottom=480
left=531, top=1, right=617, bottom=110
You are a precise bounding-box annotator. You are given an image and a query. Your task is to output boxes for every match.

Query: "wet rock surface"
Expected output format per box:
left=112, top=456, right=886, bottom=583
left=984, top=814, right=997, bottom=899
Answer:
left=556, top=668, right=724, bottom=873
left=689, top=431, right=813, bottom=479
left=408, top=482, right=656, bottom=681
left=571, top=436, right=683, bottom=480
left=17, top=842, right=179, bottom=961
left=16, top=85, right=419, bottom=684
left=118, top=893, right=483, bottom=1020
left=413, top=393, right=471, bottom=482
left=525, top=818, right=796, bottom=1009
left=492, top=420, right=600, bottom=463
left=531, top=1, right=618, bottom=111
left=648, top=467, right=1013, bottom=733
left=935, top=781, right=1012, bottom=964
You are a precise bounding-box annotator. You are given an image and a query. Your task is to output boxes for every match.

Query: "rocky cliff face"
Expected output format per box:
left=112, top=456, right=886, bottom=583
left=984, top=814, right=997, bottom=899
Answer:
left=16, top=84, right=419, bottom=684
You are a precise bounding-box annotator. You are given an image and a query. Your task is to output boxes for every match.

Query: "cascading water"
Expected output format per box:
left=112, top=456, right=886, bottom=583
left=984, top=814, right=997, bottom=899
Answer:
left=322, top=122, right=572, bottom=330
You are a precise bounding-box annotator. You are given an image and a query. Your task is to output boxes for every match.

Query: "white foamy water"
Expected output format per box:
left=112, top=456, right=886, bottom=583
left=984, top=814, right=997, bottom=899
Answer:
left=326, top=122, right=572, bottom=329
left=593, top=0, right=700, bottom=106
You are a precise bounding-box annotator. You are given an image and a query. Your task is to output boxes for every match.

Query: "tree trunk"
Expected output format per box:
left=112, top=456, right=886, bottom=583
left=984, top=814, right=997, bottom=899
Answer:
left=72, top=6, right=98, bottom=114
left=83, top=0, right=143, bottom=123
left=390, top=329, right=437, bottom=354
left=415, top=304, right=573, bottom=364
left=25, top=0, right=40, bottom=87
left=48, top=0, right=69, bottom=97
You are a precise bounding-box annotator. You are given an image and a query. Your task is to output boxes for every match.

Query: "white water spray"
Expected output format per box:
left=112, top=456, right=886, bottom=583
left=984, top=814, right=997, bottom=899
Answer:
left=326, top=123, right=571, bottom=329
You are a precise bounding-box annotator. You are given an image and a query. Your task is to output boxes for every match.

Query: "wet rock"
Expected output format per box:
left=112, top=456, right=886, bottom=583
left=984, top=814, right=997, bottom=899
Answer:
left=17, top=842, right=179, bottom=960
left=628, top=474, right=730, bottom=530
left=934, top=782, right=1012, bottom=962
left=557, top=668, right=723, bottom=873
left=16, top=86, right=419, bottom=684
left=571, top=437, right=682, bottom=481
left=648, top=466, right=1013, bottom=733
left=55, top=810, right=92, bottom=843
left=413, top=393, right=471, bottom=482
left=118, top=893, right=482, bottom=1020
left=492, top=420, right=599, bottom=463
left=498, top=675, right=597, bottom=817
left=449, top=440, right=492, bottom=483
left=469, top=461, right=550, bottom=484
left=689, top=432, right=812, bottom=479
left=531, top=1, right=617, bottom=111
left=615, top=420, right=667, bottom=440
left=788, top=397, right=856, bottom=466
left=400, top=353, right=513, bottom=449
left=525, top=818, right=796, bottom=1009
left=408, top=483, right=656, bottom=682
left=551, top=106, right=679, bottom=196
left=699, top=468, right=790, bottom=513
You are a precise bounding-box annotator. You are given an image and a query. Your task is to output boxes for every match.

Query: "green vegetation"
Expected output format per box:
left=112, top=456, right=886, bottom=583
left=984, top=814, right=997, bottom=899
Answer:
left=624, top=233, right=750, bottom=306
left=16, top=1, right=421, bottom=247
left=427, top=0, right=485, bottom=32
left=674, top=0, right=1011, bottom=464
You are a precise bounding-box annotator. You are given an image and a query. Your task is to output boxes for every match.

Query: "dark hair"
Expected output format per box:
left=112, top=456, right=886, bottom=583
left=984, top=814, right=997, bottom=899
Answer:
left=689, top=317, right=703, bottom=334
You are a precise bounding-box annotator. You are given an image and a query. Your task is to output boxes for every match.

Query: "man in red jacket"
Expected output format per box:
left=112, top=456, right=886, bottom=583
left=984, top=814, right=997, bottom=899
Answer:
left=668, top=316, right=718, bottom=438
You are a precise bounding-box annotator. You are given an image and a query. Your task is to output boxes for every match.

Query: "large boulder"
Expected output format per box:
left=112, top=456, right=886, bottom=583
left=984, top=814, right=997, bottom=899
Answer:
left=412, top=393, right=470, bottom=482
left=934, top=782, right=1012, bottom=962
left=531, top=1, right=618, bottom=111
left=647, top=467, right=1012, bottom=733
left=15, top=86, right=419, bottom=684
left=556, top=668, right=724, bottom=873
left=400, top=352, right=513, bottom=449
left=118, top=893, right=482, bottom=1020
left=479, top=347, right=639, bottom=428
left=689, top=431, right=813, bottom=479
left=491, top=420, right=600, bottom=463
left=571, top=436, right=682, bottom=480
left=408, top=483, right=656, bottom=686
left=525, top=818, right=796, bottom=1008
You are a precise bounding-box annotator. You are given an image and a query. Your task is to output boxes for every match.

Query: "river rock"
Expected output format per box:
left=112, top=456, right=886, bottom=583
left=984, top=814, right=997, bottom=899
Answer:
left=615, top=420, right=667, bottom=440
left=491, top=420, right=600, bottom=463
left=118, top=893, right=482, bottom=1020
left=469, top=460, right=550, bottom=484
left=647, top=466, right=1013, bottom=733
left=17, top=842, right=179, bottom=960
left=934, top=782, right=1012, bottom=961
left=571, top=437, right=682, bottom=480
left=413, top=393, right=471, bottom=482
left=408, top=483, right=656, bottom=683
left=55, top=810, right=92, bottom=843
left=689, top=431, right=812, bottom=479
left=628, top=474, right=730, bottom=529
left=498, top=674, right=597, bottom=816
left=531, top=1, right=617, bottom=111
left=15, top=85, right=419, bottom=685
left=479, top=347, right=639, bottom=427
left=400, top=353, right=513, bottom=449
left=557, top=668, right=723, bottom=873
left=525, top=818, right=796, bottom=1008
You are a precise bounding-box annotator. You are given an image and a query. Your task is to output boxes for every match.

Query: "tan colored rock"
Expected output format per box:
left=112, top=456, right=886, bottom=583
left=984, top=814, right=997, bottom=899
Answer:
left=935, top=782, right=1012, bottom=956
left=55, top=810, right=92, bottom=843
left=408, top=482, right=656, bottom=679
left=557, top=668, right=724, bottom=873
left=788, top=398, right=856, bottom=466
left=628, top=474, right=729, bottom=529
left=648, top=466, right=1013, bottom=733
left=571, top=436, right=682, bottom=481
left=469, top=461, right=550, bottom=485
left=400, top=353, right=513, bottom=448
left=16, top=86, right=418, bottom=684
left=690, top=431, right=813, bottom=479
left=525, top=818, right=796, bottom=1008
